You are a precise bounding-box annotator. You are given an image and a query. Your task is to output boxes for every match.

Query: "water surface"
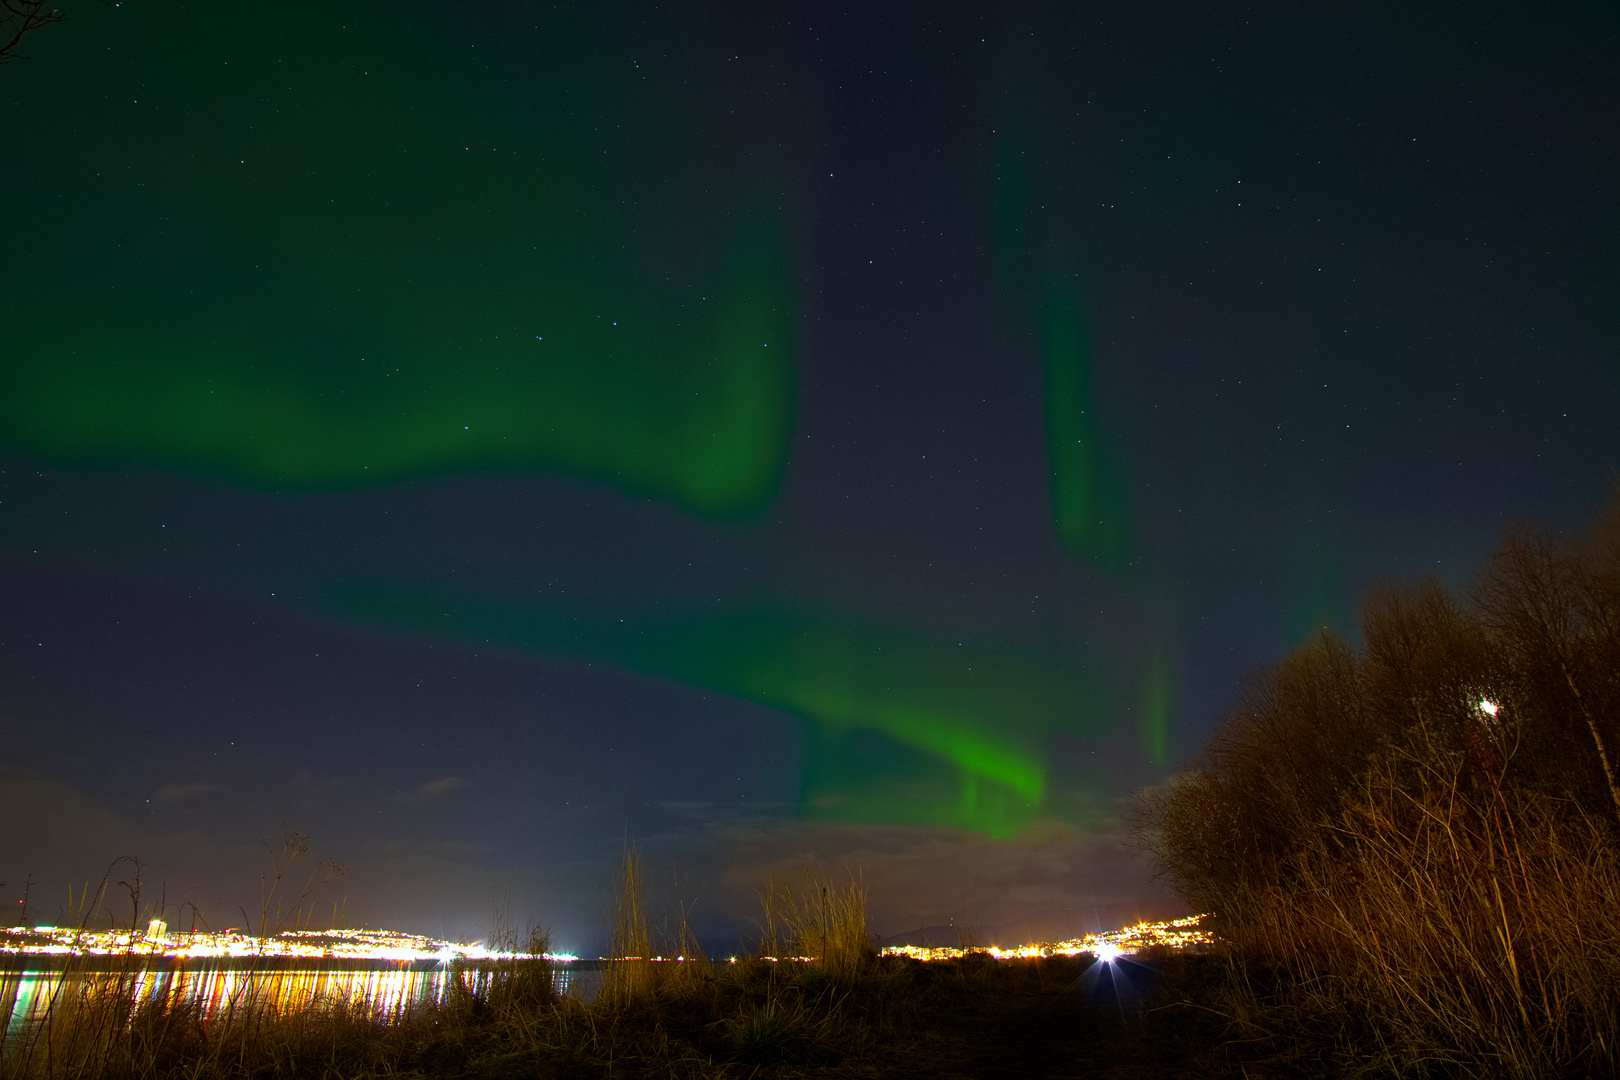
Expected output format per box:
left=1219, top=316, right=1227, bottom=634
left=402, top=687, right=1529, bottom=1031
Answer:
left=0, top=959, right=605, bottom=1042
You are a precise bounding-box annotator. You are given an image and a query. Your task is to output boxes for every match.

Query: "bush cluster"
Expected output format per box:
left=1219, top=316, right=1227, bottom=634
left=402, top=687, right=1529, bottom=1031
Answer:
left=1141, top=500, right=1620, bottom=1077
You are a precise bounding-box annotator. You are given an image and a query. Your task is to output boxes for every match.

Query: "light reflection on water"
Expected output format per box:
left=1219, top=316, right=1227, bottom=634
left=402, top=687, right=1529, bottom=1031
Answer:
left=0, top=961, right=603, bottom=1042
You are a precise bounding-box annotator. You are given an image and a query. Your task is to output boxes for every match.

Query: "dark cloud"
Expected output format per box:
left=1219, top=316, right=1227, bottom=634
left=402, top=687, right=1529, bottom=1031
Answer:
left=153, top=782, right=221, bottom=803
left=399, top=777, right=465, bottom=804
left=714, top=817, right=1184, bottom=948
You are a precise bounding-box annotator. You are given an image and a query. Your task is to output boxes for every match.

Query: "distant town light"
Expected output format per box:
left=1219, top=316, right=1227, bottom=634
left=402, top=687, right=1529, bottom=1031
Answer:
left=879, top=915, right=1209, bottom=963
left=7, top=918, right=1203, bottom=968
left=0, top=925, right=575, bottom=963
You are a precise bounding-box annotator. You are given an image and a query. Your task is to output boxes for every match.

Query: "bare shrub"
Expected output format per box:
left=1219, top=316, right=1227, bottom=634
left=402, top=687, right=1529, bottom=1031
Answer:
left=1140, top=494, right=1620, bottom=1077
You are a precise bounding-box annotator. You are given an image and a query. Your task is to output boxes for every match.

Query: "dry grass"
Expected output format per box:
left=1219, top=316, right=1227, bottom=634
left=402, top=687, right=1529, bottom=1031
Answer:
left=2, top=957, right=446, bottom=1080
left=758, top=876, right=872, bottom=981
left=598, top=846, right=652, bottom=1006
left=0, top=955, right=930, bottom=1079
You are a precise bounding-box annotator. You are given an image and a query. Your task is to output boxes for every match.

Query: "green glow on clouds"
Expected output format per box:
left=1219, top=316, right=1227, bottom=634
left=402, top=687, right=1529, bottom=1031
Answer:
left=314, top=578, right=1104, bottom=837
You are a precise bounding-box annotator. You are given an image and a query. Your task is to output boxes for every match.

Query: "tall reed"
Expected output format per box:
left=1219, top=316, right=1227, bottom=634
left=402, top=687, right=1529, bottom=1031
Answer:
left=759, top=876, right=871, bottom=980
left=599, top=846, right=651, bottom=1005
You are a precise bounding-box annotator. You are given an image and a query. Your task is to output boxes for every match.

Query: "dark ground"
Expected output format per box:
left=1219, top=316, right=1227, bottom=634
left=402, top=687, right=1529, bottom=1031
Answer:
left=3, top=953, right=1314, bottom=1079
left=863, top=954, right=1239, bottom=1080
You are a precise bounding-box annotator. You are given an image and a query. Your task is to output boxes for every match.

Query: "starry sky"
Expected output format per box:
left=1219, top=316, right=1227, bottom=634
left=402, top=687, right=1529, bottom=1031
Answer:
left=2, top=1, right=1616, bottom=954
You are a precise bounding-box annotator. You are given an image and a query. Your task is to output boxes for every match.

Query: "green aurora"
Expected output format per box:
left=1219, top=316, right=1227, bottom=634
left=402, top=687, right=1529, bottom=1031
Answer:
left=314, top=580, right=1105, bottom=836
left=0, top=2, right=1186, bottom=838
left=1041, top=294, right=1130, bottom=570
left=0, top=3, right=794, bottom=514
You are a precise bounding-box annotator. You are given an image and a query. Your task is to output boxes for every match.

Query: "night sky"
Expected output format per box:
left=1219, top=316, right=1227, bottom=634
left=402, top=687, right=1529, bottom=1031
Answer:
left=2, top=1, right=1616, bottom=955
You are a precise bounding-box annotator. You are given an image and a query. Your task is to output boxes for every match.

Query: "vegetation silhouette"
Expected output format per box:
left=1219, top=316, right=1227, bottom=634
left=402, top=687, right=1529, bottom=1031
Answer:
left=1139, top=491, right=1620, bottom=1077
left=0, top=1, right=60, bottom=64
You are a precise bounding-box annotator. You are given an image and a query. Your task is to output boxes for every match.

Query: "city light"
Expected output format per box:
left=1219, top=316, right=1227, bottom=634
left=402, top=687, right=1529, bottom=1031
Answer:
left=1, top=916, right=1208, bottom=967
left=879, top=915, right=1211, bottom=962
left=0, top=925, right=577, bottom=963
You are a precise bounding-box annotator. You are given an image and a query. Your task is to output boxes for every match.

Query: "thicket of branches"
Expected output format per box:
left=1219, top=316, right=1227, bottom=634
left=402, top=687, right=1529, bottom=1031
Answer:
left=1141, top=495, right=1620, bottom=1077
left=1, top=1, right=62, bottom=64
